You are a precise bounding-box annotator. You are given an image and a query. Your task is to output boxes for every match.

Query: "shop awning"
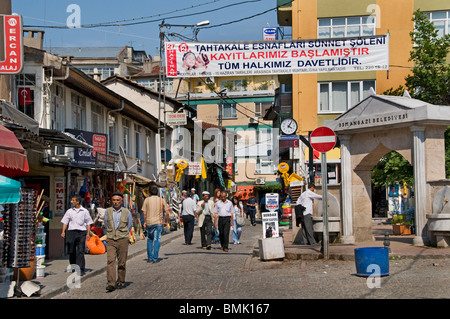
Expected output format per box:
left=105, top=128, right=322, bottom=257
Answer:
left=0, top=123, right=29, bottom=177
left=39, top=128, right=94, bottom=149
left=0, top=100, right=39, bottom=135
left=0, top=175, right=21, bottom=204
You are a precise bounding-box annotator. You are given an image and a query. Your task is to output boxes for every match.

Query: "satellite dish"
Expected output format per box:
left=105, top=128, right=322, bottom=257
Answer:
left=119, top=146, right=129, bottom=170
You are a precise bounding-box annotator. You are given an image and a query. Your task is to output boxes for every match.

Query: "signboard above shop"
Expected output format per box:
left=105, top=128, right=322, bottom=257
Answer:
left=165, top=35, right=389, bottom=78
left=0, top=14, right=23, bottom=74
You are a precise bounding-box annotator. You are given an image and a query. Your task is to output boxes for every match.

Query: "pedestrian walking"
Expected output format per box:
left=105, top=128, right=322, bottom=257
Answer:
left=246, top=192, right=257, bottom=226
left=214, top=191, right=234, bottom=252
left=182, top=192, right=198, bottom=245
left=61, top=195, right=93, bottom=276
left=296, top=183, right=322, bottom=245
left=142, top=186, right=170, bottom=263
left=103, top=192, right=133, bottom=292
left=196, top=191, right=215, bottom=250
left=212, top=188, right=221, bottom=244
left=191, top=188, right=200, bottom=202
left=231, top=196, right=244, bottom=245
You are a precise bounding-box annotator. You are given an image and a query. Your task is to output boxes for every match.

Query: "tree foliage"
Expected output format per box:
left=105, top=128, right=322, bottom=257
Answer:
left=371, top=151, right=413, bottom=188
left=378, top=10, right=450, bottom=187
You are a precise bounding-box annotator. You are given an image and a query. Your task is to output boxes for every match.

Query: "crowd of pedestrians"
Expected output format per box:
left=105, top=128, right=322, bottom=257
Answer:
left=60, top=186, right=261, bottom=294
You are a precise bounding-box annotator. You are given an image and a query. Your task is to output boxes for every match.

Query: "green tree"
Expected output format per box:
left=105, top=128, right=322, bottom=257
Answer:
left=405, top=10, right=450, bottom=105
left=371, top=151, right=413, bottom=188
left=381, top=10, right=450, bottom=181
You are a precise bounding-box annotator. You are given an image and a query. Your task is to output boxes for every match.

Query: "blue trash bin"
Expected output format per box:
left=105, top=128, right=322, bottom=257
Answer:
left=354, top=247, right=389, bottom=277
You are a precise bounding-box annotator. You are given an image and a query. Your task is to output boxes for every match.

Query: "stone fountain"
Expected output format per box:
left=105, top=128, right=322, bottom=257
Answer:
left=426, top=185, right=450, bottom=247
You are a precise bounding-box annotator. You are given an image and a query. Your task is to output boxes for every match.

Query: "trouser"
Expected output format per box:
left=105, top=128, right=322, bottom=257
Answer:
left=232, top=218, right=242, bottom=243
left=218, top=216, right=231, bottom=249
left=301, top=214, right=317, bottom=245
left=248, top=208, right=256, bottom=225
left=146, top=224, right=163, bottom=262
left=183, top=215, right=195, bottom=244
left=106, top=237, right=129, bottom=286
left=200, top=215, right=212, bottom=248
left=66, top=230, right=87, bottom=272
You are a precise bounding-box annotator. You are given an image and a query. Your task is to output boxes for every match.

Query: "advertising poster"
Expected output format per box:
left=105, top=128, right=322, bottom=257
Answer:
left=262, top=211, right=279, bottom=238
left=265, top=193, right=279, bottom=211
left=165, top=35, right=389, bottom=78
left=66, top=129, right=107, bottom=167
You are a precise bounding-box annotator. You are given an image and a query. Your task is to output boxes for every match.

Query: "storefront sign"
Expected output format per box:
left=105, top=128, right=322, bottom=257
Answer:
left=95, top=152, right=117, bottom=170
left=262, top=211, right=279, bottom=238
left=263, top=27, right=277, bottom=41
left=187, top=161, right=201, bottom=175
left=337, top=112, right=409, bottom=130
left=265, top=193, right=279, bottom=211
left=166, top=112, right=187, bottom=125
left=165, top=35, right=389, bottom=77
left=66, top=129, right=108, bottom=167
left=55, top=177, right=65, bottom=216
left=0, top=14, right=23, bottom=74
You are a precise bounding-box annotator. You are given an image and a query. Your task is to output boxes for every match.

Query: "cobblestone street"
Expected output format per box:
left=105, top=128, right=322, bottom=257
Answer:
left=52, top=221, right=450, bottom=300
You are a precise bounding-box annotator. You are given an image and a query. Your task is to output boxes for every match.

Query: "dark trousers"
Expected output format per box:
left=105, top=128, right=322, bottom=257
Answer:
left=200, top=215, right=212, bottom=248
left=248, top=208, right=256, bottom=225
left=66, top=230, right=87, bottom=271
left=183, top=214, right=195, bottom=244
left=300, top=214, right=317, bottom=245
left=218, top=216, right=231, bottom=249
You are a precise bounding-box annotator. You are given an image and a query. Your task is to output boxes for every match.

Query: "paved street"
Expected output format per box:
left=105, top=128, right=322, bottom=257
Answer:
left=51, top=219, right=450, bottom=301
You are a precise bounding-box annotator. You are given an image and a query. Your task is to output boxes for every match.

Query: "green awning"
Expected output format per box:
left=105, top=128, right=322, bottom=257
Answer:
left=0, top=175, right=21, bottom=203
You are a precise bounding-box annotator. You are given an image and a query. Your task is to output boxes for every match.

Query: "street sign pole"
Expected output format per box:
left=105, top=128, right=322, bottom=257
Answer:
left=321, top=152, right=329, bottom=259
left=310, top=126, right=336, bottom=260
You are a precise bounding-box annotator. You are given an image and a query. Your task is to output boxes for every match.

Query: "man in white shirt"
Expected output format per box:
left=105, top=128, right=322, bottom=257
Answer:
left=296, top=183, right=322, bottom=245
left=214, top=191, right=234, bottom=252
left=61, top=195, right=93, bottom=275
left=182, top=192, right=198, bottom=245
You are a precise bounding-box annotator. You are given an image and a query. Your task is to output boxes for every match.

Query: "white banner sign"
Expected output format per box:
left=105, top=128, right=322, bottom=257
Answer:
left=187, top=162, right=202, bottom=175
left=165, top=35, right=389, bottom=78
left=166, top=111, right=187, bottom=125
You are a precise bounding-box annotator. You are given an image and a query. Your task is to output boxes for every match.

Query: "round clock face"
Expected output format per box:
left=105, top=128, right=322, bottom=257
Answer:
left=280, top=118, right=297, bottom=135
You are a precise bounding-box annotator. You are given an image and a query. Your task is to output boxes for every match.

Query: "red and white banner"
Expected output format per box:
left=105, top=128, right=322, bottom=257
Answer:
left=165, top=35, right=389, bottom=78
left=0, top=14, right=23, bottom=74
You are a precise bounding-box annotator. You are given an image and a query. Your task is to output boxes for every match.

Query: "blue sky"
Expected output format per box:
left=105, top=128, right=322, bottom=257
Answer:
left=12, top=0, right=282, bottom=57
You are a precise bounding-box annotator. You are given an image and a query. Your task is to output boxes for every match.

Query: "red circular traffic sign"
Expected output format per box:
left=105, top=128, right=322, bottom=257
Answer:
left=310, top=126, right=336, bottom=153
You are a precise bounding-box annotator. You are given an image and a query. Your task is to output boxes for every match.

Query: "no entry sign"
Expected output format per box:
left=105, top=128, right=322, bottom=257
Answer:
left=310, top=126, right=336, bottom=153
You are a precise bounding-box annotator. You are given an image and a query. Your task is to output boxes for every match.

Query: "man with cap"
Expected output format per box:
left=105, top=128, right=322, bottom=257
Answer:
left=196, top=191, right=215, bottom=250
left=191, top=188, right=200, bottom=203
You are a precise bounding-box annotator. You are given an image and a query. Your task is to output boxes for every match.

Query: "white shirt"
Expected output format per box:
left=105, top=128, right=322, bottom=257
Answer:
left=296, top=189, right=322, bottom=216
left=61, top=206, right=93, bottom=231
left=182, top=197, right=197, bottom=216
left=214, top=199, right=234, bottom=217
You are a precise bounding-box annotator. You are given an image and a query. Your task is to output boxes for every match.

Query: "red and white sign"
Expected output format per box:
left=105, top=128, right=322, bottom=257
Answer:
left=0, top=14, right=23, bottom=74
left=164, top=35, right=389, bottom=78
left=55, top=177, right=66, bottom=215
left=310, top=126, right=336, bottom=153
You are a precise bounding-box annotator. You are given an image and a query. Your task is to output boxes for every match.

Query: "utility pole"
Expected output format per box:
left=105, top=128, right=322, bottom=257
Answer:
left=0, top=0, right=12, bottom=101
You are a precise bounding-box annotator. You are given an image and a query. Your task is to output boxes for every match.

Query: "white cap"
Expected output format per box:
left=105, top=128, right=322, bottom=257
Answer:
left=191, top=188, right=196, bottom=191
left=202, top=191, right=210, bottom=195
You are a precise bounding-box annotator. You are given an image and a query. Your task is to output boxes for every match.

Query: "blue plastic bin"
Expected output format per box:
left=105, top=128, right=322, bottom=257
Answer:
left=354, top=247, right=389, bottom=277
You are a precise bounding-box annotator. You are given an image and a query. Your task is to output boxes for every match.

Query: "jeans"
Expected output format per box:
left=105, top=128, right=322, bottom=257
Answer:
left=248, top=208, right=256, bottom=225
left=232, top=218, right=242, bottom=244
left=146, top=224, right=163, bottom=262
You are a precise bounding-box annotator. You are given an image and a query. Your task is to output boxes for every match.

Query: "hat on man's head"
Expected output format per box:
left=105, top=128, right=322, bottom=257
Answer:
left=202, top=191, right=210, bottom=196
left=191, top=188, right=196, bottom=192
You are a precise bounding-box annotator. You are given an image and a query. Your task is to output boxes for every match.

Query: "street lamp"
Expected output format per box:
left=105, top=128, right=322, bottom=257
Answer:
left=157, top=20, right=210, bottom=181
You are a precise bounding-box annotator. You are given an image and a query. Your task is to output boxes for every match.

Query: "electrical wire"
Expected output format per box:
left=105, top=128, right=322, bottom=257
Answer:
left=24, top=0, right=264, bottom=29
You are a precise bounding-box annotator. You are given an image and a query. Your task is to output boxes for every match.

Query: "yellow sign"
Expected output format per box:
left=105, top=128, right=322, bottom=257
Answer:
left=278, top=162, right=289, bottom=173
left=175, top=159, right=188, bottom=182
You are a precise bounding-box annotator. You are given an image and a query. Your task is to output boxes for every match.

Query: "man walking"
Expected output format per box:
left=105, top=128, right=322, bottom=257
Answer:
left=296, top=183, right=322, bottom=245
left=214, top=191, right=234, bottom=252
left=246, top=192, right=257, bottom=226
left=142, top=186, right=169, bottom=263
left=196, top=191, right=215, bottom=250
left=61, top=195, right=93, bottom=276
left=182, top=192, right=198, bottom=245
left=104, top=192, right=133, bottom=292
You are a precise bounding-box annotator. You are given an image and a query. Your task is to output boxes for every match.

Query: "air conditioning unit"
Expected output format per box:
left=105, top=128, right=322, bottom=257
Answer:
left=255, top=177, right=265, bottom=185
left=248, top=117, right=258, bottom=124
